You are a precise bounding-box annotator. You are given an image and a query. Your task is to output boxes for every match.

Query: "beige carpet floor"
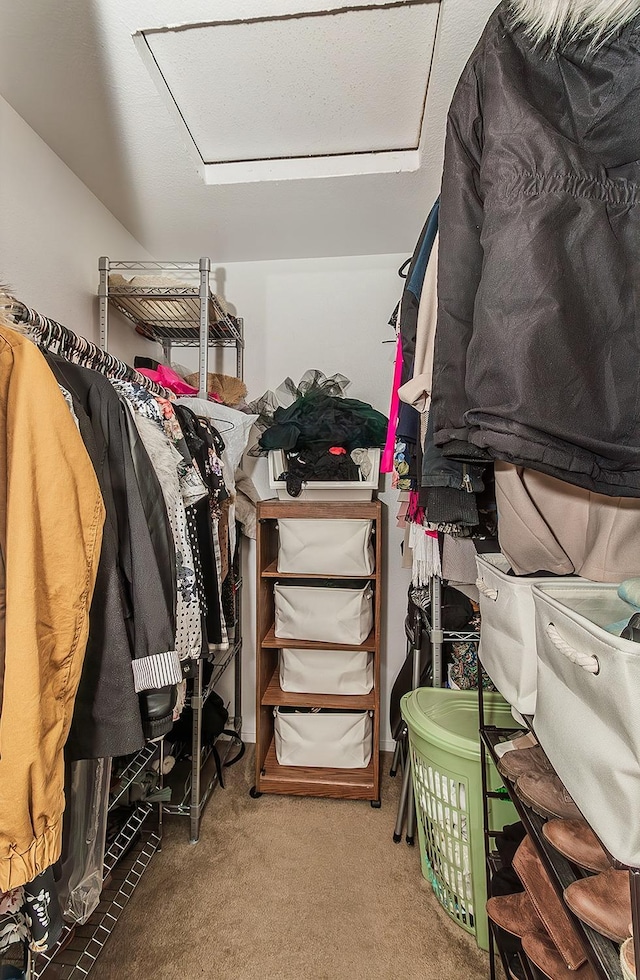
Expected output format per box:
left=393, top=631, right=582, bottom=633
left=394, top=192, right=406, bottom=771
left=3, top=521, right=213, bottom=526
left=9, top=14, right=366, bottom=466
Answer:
left=90, top=750, right=488, bottom=980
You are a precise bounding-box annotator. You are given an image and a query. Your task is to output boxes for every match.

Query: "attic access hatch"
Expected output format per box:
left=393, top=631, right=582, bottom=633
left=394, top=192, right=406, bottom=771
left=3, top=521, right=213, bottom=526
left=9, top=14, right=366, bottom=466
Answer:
left=134, top=1, right=441, bottom=184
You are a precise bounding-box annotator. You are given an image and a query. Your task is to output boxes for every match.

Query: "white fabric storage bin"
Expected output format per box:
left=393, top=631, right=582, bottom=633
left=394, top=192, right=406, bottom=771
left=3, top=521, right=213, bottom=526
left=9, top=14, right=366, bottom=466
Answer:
left=277, top=518, right=375, bottom=576
left=475, top=554, right=580, bottom=715
left=279, top=648, right=374, bottom=695
left=274, top=581, right=373, bottom=645
left=268, top=449, right=380, bottom=500
left=532, top=583, right=640, bottom=866
left=274, top=708, right=373, bottom=768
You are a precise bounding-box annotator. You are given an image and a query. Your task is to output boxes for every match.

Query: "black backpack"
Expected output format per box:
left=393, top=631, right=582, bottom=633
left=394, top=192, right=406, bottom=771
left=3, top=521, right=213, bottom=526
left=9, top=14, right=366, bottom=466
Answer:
left=170, top=687, right=245, bottom=788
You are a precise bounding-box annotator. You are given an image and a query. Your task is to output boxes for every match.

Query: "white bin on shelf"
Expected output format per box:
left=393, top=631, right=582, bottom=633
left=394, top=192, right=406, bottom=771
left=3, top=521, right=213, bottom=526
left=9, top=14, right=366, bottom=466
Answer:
left=274, top=581, right=373, bottom=645
left=279, top=648, right=374, bottom=695
left=274, top=708, right=373, bottom=768
left=532, top=582, right=640, bottom=866
left=475, top=554, right=581, bottom=715
left=268, top=449, right=380, bottom=501
left=277, top=518, right=375, bottom=576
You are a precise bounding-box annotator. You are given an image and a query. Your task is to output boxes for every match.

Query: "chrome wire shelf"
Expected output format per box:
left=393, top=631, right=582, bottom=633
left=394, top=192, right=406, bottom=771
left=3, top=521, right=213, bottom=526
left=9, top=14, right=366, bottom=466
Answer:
left=99, top=258, right=243, bottom=348
left=108, top=743, right=158, bottom=812
left=197, top=639, right=242, bottom=709
left=164, top=718, right=242, bottom=815
left=31, top=806, right=158, bottom=980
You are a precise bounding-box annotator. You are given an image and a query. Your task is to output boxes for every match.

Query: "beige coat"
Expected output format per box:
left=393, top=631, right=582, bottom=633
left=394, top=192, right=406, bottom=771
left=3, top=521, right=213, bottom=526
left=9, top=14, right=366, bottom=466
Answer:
left=398, top=232, right=438, bottom=413
left=495, top=461, right=640, bottom=582
left=0, top=327, right=104, bottom=890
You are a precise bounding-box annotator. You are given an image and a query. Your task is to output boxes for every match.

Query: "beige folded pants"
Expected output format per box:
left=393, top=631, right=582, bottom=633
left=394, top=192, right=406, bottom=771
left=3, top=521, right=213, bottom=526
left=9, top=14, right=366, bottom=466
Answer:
left=495, top=461, right=640, bottom=582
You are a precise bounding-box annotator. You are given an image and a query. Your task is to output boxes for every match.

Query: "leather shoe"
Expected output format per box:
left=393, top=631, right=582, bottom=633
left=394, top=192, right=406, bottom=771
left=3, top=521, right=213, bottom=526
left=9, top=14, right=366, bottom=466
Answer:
left=522, top=930, right=595, bottom=980
left=564, top=869, right=631, bottom=943
left=516, top=771, right=582, bottom=820
left=513, top=836, right=586, bottom=970
left=542, top=819, right=611, bottom=873
left=498, top=745, right=554, bottom=783
left=621, top=937, right=635, bottom=980
left=486, top=891, right=544, bottom=938
left=495, top=731, right=538, bottom=759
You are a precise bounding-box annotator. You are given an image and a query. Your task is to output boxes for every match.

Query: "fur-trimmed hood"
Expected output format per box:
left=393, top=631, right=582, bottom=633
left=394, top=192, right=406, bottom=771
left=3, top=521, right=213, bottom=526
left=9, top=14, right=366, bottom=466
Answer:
left=510, top=0, right=640, bottom=47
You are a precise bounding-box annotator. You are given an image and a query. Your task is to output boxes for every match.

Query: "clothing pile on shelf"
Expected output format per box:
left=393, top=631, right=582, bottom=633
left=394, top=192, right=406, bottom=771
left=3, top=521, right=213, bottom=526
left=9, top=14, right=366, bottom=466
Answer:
left=0, top=313, right=256, bottom=958
left=249, top=370, right=387, bottom=497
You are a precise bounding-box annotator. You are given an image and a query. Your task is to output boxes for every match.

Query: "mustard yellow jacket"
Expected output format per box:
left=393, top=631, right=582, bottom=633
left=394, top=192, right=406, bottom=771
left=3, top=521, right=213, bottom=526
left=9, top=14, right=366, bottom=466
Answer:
left=0, top=326, right=104, bottom=890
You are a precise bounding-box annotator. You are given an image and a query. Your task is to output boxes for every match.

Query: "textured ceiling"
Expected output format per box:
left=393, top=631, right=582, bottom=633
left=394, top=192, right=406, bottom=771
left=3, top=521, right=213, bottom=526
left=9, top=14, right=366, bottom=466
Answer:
left=138, top=4, right=439, bottom=180
left=0, top=0, right=497, bottom=262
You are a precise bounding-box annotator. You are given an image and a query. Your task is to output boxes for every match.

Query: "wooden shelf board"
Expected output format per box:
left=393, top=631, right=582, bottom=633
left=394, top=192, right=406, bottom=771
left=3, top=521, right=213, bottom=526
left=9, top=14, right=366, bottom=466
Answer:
left=261, top=668, right=375, bottom=709
left=257, top=740, right=376, bottom=800
left=261, top=625, right=376, bottom=652
left=261, top=559, right=377, bottom=580
left=258, top=500, right=381, bottom=520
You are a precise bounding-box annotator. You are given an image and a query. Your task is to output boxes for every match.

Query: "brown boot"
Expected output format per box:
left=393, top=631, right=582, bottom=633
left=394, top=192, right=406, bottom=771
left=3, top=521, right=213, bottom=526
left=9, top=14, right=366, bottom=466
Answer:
left=498, top=745, right=554, bottom=783
left=564, top=869, right=631, bottom=943
left=486, top=891, right=544, bottom=938
left=513, top=835, right=586, bottom=970
left=516, top=771, right=582, bottom=820
left=495, top=731, right=538, bottom=759
left=522, top=930, right=596, bottom=980
left=542, top=819, right=611, bottom=874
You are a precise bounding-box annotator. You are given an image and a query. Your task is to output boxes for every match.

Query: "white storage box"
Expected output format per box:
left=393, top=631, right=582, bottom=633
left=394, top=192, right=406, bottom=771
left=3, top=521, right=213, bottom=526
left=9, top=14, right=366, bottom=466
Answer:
left=274, top=581, right=373, bottom=645
left=532, top=583, right=640, bottom=866
left=475, top=554, right=581, bottom=715
left=268, top=448, right=380, bottom=501
left=277, top=518, right=375, bottom=576
left=279, top=648, right=374, bottom=695
left=274, top=708, right=373, bottom=768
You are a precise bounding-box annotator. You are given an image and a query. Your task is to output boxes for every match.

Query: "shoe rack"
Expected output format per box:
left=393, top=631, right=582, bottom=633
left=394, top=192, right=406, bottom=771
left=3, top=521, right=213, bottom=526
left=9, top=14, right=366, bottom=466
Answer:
left=477, top=666, right=638, bottom=980
left=251, top=499, right=382, bottom=806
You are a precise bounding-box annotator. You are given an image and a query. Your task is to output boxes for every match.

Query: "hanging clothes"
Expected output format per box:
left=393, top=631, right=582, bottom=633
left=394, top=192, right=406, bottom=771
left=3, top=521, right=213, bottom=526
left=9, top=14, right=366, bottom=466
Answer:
left=45, top=359, right=181, bottom=753
left=174, top=404, right=230, bottom=651
left=45, top=355, right=146, bottom=760
left=430, top=1, right=640, bottom=497
left=398, top=232, right=438, bottom=414
left=495, top=461, right=640, bottom=582
left=114, top=382, right=209, bottom=659
left=0, top=327, right=104, bottom=891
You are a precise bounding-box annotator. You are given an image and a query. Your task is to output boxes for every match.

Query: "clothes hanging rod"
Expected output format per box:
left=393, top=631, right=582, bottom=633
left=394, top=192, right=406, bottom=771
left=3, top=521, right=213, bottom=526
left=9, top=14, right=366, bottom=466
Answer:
left=0, top=292, right=171, bottom=399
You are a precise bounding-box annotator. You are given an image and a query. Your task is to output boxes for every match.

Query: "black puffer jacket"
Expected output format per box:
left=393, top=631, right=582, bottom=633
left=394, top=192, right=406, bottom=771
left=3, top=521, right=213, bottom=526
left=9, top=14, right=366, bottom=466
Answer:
left=431, top=1, right=640, bottom=496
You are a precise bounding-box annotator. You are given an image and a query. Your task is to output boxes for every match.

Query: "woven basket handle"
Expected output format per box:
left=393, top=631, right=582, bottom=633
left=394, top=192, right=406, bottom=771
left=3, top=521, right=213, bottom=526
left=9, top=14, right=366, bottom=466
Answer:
left=476, top=579, right=498, bottom=601
left=546, top=624, right=599, bottom=674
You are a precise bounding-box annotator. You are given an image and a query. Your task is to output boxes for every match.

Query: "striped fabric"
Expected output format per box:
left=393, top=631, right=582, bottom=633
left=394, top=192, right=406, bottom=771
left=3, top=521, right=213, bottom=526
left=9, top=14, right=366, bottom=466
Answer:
left=132, top=650, right=183, bottom=693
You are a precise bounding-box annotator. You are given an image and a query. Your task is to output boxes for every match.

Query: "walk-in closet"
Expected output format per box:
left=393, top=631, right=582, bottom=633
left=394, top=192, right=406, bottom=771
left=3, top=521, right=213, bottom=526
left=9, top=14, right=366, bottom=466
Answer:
left=2, top=2, right=640, bottom=979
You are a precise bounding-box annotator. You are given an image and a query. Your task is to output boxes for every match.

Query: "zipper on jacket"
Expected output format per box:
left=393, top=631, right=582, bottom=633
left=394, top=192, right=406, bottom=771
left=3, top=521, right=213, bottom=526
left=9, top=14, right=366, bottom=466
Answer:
left=461, top=466, right=473, bottom=492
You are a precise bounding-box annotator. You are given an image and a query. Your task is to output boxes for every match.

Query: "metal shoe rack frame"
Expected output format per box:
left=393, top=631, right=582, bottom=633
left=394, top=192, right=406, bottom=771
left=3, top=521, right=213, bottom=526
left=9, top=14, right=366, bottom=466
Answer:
left=28, top=744, right=165, bottom=980
left=99, top=256, right=245, bottom=845
left=391, top=575, right=480, bottom=845
left=478, top=662, right=640, bottom=980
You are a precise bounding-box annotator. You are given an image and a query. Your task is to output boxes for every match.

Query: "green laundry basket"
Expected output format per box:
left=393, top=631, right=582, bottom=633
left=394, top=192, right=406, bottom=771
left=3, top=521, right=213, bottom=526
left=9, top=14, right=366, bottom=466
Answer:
left=400, top=688, right=520, bottom=950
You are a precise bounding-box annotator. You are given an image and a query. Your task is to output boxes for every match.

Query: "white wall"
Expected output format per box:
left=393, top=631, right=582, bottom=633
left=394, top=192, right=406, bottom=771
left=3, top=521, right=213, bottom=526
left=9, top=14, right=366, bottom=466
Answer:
left=0, top=94, right=412, bottom=752
left=0, top=95, right=156, bottom=363
left=210, top=254, right=412, bottom=751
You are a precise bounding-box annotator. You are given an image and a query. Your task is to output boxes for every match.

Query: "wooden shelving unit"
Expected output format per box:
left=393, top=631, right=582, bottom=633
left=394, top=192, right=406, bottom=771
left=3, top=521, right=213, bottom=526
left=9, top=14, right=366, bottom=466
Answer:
left=252, top=498, right=383, bottom=805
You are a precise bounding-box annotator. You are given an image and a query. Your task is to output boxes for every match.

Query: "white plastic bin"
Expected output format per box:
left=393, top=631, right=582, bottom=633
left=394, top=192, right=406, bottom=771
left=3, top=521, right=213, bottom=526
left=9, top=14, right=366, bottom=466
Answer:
left=279, top=648, right=374, bottom=695
left=475, top=554, right=581, bottom=715
left=277, top=518, right=375, bottom=576
left=533, top=582, right=640, bottom=866
left=274, top=581, right=373, bottom=645
left=268, top=449, right=380, bottom=501
left=274, top=708, right=373, bottom=768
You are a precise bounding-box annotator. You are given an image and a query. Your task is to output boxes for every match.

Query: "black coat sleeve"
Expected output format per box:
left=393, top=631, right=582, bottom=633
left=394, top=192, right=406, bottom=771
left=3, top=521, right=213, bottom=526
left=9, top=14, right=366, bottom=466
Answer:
left=431, top=56, right=485, bottom=446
